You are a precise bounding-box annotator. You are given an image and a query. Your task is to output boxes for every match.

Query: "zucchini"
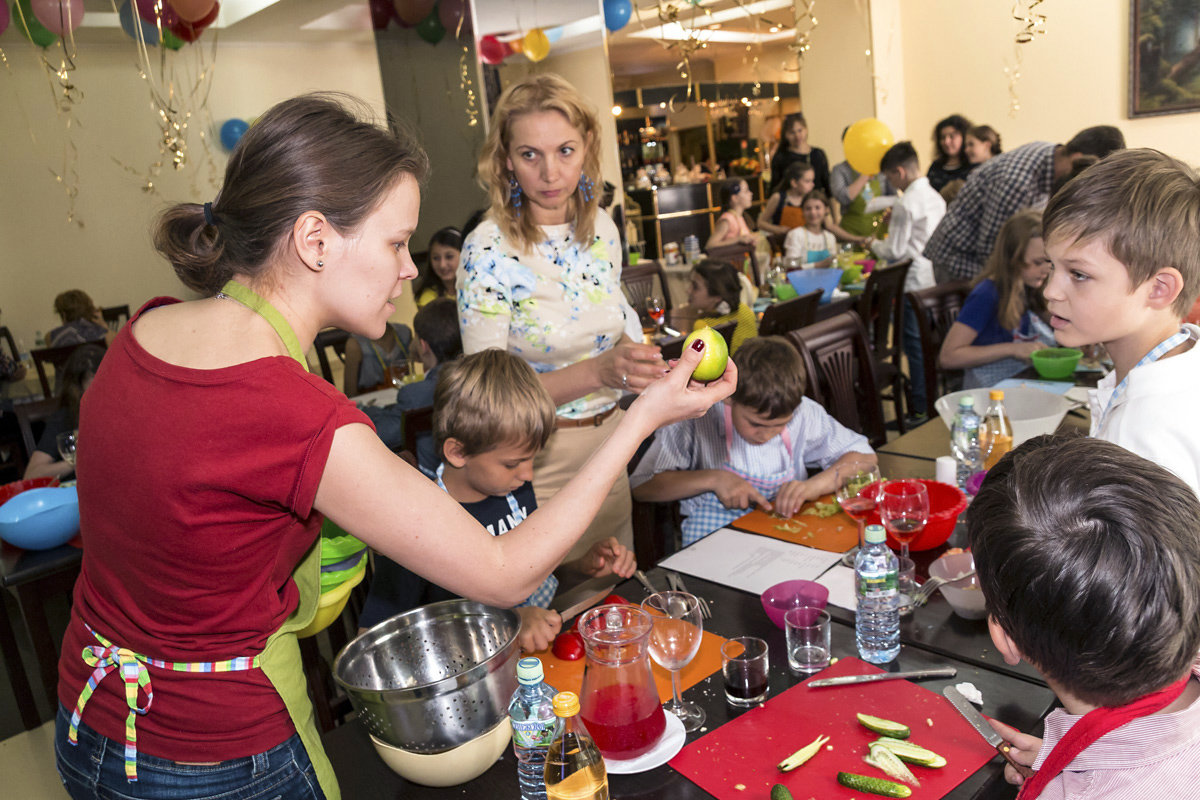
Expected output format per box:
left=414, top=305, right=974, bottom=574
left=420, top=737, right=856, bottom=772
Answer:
left=856, top=713, right=911, bottom=739
left=836, top=772, right=913, bottom=798
left=872, top=737, right=947, bottom=768
left=770, top=784, right=794, bottom=800
left=865, top=742, right=920, bottom=787
left=776, top=734, right=830, bottom=772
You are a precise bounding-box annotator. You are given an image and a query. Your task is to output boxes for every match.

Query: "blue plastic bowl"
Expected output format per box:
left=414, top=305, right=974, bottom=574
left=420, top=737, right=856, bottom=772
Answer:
left=0, top=486, right=80, bottom=550
left=787, top=268, right=844, bottom=303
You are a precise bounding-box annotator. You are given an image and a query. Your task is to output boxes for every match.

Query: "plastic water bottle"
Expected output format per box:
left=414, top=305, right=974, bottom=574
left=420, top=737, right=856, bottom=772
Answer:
left=949, top=395, right=983, bottom=492
left=855, top=524, right=900, bottom=664
left=509, top=657, right=558, bottom=800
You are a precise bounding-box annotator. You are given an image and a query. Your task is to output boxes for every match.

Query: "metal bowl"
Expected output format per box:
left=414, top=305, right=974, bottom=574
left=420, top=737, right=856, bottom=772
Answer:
left=333, top=599, right=519, bottom=753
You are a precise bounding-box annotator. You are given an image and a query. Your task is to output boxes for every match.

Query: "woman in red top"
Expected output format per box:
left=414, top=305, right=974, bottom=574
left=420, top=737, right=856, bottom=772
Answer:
left=54, top=94, right=735, bottom=800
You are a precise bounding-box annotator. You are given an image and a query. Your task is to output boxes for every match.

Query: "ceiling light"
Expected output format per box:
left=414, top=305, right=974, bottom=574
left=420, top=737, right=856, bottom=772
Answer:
left=612, top=105, right=622, bottom=116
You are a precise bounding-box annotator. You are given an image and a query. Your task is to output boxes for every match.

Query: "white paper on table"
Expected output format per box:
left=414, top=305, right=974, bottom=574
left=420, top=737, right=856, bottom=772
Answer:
left=818, top=564, right=858, bottom=611
left=658, top=528, right=844, bottom=595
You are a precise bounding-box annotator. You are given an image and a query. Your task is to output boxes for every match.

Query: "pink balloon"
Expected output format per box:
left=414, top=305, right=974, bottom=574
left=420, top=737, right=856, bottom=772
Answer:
left=0, top=2, right=10, bottom=37
left=169, top=0, right=213, bottom=23
left=31, top=0, right=84, bottom=34
left=136, top=0, right=178, bottom=27
left=392, top=0, right=433, bottom=27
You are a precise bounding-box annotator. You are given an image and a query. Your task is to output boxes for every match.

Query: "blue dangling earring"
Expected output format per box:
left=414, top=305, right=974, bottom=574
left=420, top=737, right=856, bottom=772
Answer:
left=578, top=173, right=595, bottom=203
left=509, top=175, right=522, bottom=217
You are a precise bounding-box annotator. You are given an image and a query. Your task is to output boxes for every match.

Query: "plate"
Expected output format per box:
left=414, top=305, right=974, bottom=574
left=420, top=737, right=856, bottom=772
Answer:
left=604, top=711, right=685, bottom=774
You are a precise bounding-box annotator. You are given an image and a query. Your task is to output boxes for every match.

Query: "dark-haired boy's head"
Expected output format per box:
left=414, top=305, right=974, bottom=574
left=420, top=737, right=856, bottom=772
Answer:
left=730, top=336, right=805, bottom=419
left=969, top=434, right=1200, bottom=707
left=413, top=297, right=463, bottom=365
left=880, top=141, right=921, bottom=191
left=1052, top=125, right=1125, bottom=181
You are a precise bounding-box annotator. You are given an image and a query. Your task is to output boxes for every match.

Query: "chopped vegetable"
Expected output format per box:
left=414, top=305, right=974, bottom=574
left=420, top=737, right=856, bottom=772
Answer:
left=836, top=772, right=913, bottom=798
left=776, top=734, right=830, bottom=772
left=872, top=738, right=947, bottom=768
left=770, top=784, right=794, bottom=800
left=800, top=501, right=839, bottom=518
left=865, top=742, right=920, bottom=787
left=856, top=713, right=911, bottom=739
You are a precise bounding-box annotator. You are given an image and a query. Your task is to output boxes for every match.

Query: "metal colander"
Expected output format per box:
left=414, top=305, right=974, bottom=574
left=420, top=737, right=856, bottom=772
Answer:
left=333, top=600, right=519, bottom=753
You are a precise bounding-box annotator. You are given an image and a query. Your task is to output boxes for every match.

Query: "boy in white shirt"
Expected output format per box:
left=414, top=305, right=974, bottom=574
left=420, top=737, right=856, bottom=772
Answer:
left=1041, top=149, right=1200, bottom=494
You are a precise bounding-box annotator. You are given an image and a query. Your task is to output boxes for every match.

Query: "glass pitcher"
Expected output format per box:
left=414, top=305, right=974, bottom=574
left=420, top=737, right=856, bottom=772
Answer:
left=577, top=604, right=667, bottom=760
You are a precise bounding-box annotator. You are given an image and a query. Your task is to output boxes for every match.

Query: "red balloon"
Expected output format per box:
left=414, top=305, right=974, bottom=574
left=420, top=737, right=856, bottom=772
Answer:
left=392, top=0, right=432, bottom=27
left=168, top=0, right=216, bottom=41
left=478, top=34, right=507, bottom=65
left=368, top=0, right=391, bottom=30
left=437, top=0, right=467, bottom=34
left=169, top=0, right=211, bottom=22
left=136, top=0, right=177, bottom=27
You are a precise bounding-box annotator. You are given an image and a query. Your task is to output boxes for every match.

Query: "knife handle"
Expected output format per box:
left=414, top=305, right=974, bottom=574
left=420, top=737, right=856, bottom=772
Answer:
left=996, top=741, right=1035, bottom=779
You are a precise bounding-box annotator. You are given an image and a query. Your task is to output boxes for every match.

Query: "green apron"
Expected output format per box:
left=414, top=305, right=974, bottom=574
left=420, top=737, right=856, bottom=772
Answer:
left=840, top=175, right=889, bottom=238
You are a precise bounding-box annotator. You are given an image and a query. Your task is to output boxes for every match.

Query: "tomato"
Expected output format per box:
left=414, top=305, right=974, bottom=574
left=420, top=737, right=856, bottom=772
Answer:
left=552, top=630, right=585, bottom=661
left=600, top=594, right=629, bottom=606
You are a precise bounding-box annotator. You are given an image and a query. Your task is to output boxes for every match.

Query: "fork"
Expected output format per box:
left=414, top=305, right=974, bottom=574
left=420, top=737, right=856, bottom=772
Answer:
left=911, top=569, right=976, bottom=608
left=667, top=571, right=712, bottom=619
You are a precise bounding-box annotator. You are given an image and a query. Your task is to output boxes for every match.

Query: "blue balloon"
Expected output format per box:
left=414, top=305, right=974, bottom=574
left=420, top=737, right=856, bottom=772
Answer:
left=544, top=25, right=563, bottom=44
left=602, top=0, right=632, bottom=32
left=118, top=0, right=158, bottom=45
left=220, top=118, right=249, bottom=151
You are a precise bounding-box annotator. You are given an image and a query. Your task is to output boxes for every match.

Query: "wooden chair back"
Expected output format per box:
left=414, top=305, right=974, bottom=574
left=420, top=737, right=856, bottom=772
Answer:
left=31, top=342, right=104, bottom=399
left=312, top=328, right=351, bottom=386
left=906, top=280, right=971, bottom=419
left=757, top=290, right=821, bottom=337
left=14, top=399, right=60, bottom=464
left=620, top=261, right=673, bottom=318
left=100, top=305, right=131, bottom=333
left=856, top=259, right=911, bottom=366
left=705, top=242, right=761, bottom=287
left=785, top=311, right=887, bottom=448
left=401, top=405, right=435, bottom=460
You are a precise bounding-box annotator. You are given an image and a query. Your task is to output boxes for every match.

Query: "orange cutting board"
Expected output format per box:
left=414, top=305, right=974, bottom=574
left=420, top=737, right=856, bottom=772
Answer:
left=730, top=494, right=859, bottom=553
left=528, top=629, right=727, bottom=703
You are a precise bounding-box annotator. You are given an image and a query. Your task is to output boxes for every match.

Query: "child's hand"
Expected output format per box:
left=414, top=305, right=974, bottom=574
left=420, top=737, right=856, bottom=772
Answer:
left=578, top=537, right=636, bottom=579
left=987, top=718, right=1042, bottom=786
left=712, top=471, right=771, bottom=512
left=1012, top=340, right=1048, bottom=361
left=773, top=479, right=821, bottom=518
left=516, top=606, right=563, bottom=653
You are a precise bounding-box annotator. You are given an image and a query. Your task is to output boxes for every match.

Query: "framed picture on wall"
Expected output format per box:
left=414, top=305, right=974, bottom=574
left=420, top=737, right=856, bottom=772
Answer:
left=1130, top=0, right=1200, bottom=117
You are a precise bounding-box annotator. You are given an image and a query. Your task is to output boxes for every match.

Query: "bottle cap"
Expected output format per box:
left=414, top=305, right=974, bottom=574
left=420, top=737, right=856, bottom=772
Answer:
left=516, top=657, right=544, bottom=685
left=552, top=691, right=580, bottom=717
left=864, top=524, right=886, bottom=544
left=989, top=390, right=1004, bottom=400
left=957, top=395, right=975, bottom=408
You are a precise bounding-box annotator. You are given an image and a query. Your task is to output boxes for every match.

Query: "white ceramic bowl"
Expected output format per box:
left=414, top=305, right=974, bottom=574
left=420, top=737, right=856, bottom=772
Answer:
left=928, top=552, right=987, bottom=620
left=935, top=387, right=1073, bottom=447
left=370, top=718, right=511, bottom=787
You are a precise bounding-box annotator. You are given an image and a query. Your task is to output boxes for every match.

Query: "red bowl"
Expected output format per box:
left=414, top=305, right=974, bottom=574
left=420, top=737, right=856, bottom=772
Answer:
left=0, top=477, right=61, bottom=507
left=861, top=479, right=967, bottom=552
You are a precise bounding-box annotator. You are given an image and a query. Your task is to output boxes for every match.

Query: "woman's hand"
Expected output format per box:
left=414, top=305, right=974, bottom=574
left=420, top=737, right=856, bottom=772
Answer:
left=516, top=606, right=563, bottom=654
left=577, top=537, right=636, bottom=579
left=987, top=719, right=1042, bottom=786
left=627, top=337, right=738, bottom=434
left=596, top=338, right=668, bottom=393
left=1012, top=340, right=1048, bottom=361
left=712, top=470, right=771, bottom=511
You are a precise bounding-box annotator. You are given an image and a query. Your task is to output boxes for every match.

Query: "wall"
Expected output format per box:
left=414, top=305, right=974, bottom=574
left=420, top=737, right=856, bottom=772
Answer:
left=796, top=0, right=876, bottom=165
left=0, top=40, right=387, bottom=354
left=896, top=0, right=1200, bottom=166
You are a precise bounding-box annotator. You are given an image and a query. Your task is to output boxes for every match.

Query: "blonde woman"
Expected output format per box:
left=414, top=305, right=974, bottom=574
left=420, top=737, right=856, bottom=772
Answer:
left=459, top=74, right=669, bottom=594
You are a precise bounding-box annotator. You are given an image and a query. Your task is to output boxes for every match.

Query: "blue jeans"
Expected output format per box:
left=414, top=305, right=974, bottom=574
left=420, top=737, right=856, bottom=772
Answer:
left=55, top=705, right=325, bottom=800
left=902, top=302, right=926, bottom=416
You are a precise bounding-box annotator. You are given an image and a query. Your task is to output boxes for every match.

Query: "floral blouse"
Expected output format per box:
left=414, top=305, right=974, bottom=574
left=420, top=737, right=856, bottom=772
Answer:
left=458, top=213, right=639, bottom=418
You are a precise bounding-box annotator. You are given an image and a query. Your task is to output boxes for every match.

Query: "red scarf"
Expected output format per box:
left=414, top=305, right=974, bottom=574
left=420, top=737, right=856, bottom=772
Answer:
left=1018, top=674, right=1192, bottom=799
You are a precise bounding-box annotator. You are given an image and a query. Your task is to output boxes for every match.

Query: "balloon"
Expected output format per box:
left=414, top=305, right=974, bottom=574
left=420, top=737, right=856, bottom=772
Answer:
left=392, top=0, right=432, bottom=27
left=602, top=0, right=631, bottom=32
left=13, top=0, right=57, bottom=46
left=507, top=37, right=522, bottom=54
left=136, top=0, right=177, bottom=28
left=415, top=8, right=443, bottom=44
left=437, top=0, right=466, bottom=34
left=543, top=25, right=562, bottom=44
left=118, top=0, right=157, bottom=44
left=368, top=0, right=390, bottom=30
left=31, top=0, right=81, bottom=34
left=168, top=0, right=211, bottom=22
left=522, top=28, right=550, bottom=62
left=843, top=118, right=895, bottom=175
left=0, top=1, right=10, bottom=36
left=168, top=0, right=215, bottom=41
left=161, top=28, right=183, bottom=49
left=220, top=118, right=249, bottom=151
left=478, top=34, right=506, bottom=65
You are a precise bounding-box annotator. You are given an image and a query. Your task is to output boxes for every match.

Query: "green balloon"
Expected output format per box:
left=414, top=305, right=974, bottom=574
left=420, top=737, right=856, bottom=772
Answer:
left=13, top=0, right=58, bottom=48
left=416, top=8, right=444, bottom=44
left=161, top=29, right=184, bottom=50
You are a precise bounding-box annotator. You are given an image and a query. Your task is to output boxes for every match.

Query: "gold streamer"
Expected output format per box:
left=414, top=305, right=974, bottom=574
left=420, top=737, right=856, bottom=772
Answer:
left=1012, top=0, right=1046, bottom=44
left=1002, top=43, right=1024, bottom=117
left=455, top=14, right=479, bottom=128
left=787, top=0, right=818, bottom=71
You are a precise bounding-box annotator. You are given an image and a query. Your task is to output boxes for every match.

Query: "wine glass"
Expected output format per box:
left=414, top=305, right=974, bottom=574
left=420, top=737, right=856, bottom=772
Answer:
left=645, top=296, right=666, bottom=336
left=878, top=480, right=930, bottom=563
left=57, top=430, right=78, bottom=467
left=835, top=463, right=883, bottom=550
left=642, top=591, right=705, bottom=732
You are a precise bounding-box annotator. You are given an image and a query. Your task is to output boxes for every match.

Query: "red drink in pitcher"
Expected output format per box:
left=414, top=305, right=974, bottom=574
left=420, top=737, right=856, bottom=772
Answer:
left=580, top=683, right=666, bottom=760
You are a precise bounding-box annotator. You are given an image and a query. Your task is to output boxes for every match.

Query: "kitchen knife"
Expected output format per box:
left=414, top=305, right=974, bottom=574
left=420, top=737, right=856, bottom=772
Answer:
left=943, top=686, right=1036, bottom=779
left=807, top=667, right=958, bottom=687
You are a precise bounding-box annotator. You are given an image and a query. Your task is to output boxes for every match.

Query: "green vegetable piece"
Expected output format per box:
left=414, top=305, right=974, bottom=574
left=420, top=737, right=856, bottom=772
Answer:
left=856, top=712, right=911, bottom=739
left=866, top=742, right=920, bottom=787
left=836, top=772, right=914, bottom=798
left=872, top=737, right=947, bottom=767
left=770, top=784, right=794, bottom=800
left=776, top=734, right=829, bottom=772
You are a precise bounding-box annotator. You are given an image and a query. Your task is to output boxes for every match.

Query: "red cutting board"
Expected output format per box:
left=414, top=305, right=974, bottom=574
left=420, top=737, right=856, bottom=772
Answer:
left=669, top=657, right=1000, bottom=799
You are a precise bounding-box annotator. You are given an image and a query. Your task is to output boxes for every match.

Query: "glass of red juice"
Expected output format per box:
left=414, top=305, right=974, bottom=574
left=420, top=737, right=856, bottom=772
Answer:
left=721, top=636, right=769, bottom=706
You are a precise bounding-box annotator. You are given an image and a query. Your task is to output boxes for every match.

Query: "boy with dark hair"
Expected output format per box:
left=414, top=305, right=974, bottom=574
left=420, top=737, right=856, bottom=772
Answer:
left=630, top=336, right=875, bottom=545
left=969, top=435, right=1200, bottom=796
left=1042, top=148, right=1200, bottom=493
left=869, top=140, right=947, bottom=420
left=359, top=349, right=635, bottom=650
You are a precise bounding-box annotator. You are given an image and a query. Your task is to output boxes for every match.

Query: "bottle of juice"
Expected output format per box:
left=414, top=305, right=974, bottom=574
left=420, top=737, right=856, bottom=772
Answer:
left=982, top=389, right=1013, bottom=470
left=544, top=692, right=608, bottom=800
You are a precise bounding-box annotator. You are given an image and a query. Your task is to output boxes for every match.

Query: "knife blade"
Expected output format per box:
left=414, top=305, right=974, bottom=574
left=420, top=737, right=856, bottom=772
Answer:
left=807, top=667, right=957, bottom=687
left=943, top=686, right=1036, bottom=779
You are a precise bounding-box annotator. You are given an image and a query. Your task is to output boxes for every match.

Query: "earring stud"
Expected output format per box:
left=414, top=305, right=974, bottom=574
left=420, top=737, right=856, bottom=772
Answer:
left=316, top=260, right=324, bottom=267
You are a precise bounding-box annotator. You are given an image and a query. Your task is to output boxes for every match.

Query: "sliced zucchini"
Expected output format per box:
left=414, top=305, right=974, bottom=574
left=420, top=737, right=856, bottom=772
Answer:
left=776, top=734, right=830, bottom=772
left=866, top=742, right=920, bottom=787
left=872, top=737, right=947, bottom=768
left=836, top=771, right=913, bottom=798
left=856, top=712, right=911, bottom=739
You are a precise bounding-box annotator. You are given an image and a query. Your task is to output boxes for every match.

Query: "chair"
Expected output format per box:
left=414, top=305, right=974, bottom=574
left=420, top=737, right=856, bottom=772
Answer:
left=658, top=320, right=737, bottom=361
left=856, top=259, right=911, bottom=432
left=784, top=311, right=888, bottom=449
left=100, top=305, right=130, bottom=333
left=906, top=281, right=971, bottom=419
left=31, top=341, right=104, bottom=399
left=312, top=328, right=351, bottom=386
left=620, top=260, right=673, bottom=322
left=14, top=399, right=59, bottom=467
left=757, top=290, right=821, bottom=337
left=705, top=242, right=761, bottom=287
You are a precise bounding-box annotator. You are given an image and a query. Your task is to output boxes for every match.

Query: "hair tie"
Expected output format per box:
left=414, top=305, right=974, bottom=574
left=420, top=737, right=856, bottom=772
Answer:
left=203, top=202, right=219, bottom=227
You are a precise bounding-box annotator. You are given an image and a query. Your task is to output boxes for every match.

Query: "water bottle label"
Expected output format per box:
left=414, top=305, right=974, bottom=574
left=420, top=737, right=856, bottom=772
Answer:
left=857, top=573, right=897, bottom=598
left=511, top=718, right=556, bottom=747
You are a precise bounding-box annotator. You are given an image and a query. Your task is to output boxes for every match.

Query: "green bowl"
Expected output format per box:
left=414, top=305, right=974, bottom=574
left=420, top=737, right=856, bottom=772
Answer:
left=1031, top=347, right=1082, bottom=379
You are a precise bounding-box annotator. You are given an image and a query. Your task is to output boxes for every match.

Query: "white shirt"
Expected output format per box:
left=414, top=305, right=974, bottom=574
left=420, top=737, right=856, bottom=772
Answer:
left=869, top=176, right=946, bottom=292
left=1089, top=324, right=1200, bottom=496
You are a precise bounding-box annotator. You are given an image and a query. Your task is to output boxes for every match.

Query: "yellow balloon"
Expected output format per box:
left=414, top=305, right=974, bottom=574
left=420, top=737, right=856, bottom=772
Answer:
left=843, top=118, right=895, bottom=175
left=522, top=28, right=550, bottom=62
